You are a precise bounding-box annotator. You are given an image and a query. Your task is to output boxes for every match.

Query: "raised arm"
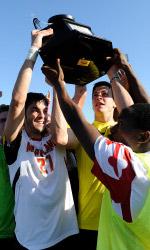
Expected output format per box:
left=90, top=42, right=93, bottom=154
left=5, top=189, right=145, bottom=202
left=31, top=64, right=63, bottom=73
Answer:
left=72, top=85, right=87, bottom=109
left=42, top=60, right=99, bottom=160
left=4, top=29, right=53, bottom=142
left=45, top=71, right=79, bottom=149
left=111, top=70, right=134, bottom=113
left=50, top=88, right=68, bottom=145
left=107, top=48, right=150, bottom=104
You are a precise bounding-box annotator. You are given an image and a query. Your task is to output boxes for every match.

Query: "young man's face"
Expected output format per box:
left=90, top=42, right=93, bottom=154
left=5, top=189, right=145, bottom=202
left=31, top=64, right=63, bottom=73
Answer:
left=0, top=111, right=8, bottom=136
left=25, top=100, right=48, bottom=138
left=92, top=86, right=115, bottom=115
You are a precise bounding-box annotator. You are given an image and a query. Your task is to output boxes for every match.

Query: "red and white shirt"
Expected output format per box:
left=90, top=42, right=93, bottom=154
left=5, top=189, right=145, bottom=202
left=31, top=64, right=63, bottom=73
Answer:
left=92, top=136, right=150, bottom=222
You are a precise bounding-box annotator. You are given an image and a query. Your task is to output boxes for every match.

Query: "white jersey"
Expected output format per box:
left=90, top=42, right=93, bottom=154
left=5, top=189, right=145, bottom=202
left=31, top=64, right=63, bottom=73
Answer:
left=6, top=130, right=78, bottom=250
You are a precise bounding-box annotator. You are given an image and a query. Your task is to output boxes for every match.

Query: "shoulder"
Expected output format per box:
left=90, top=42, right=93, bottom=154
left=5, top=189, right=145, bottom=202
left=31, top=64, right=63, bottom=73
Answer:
left=94, top=136, right=135, bottom=167
left=4, top=132, right=22, bottom=165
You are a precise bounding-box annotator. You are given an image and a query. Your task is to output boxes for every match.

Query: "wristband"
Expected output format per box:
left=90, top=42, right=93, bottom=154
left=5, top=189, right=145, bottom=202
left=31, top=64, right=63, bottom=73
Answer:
left=110, top=69, right=125, bottom=83
left=110, top=76, right=120, bottom=84
left=26, top=46, right=39, bottom=62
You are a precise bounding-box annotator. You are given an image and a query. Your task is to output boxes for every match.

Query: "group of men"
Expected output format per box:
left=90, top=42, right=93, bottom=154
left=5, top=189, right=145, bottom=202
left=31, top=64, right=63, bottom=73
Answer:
left=0, top=27, right=150, bottom=250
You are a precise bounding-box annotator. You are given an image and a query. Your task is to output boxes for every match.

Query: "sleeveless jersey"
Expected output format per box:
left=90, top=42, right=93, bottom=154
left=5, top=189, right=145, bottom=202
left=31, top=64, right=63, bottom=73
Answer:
left=5, top=130, right=78, bottom=249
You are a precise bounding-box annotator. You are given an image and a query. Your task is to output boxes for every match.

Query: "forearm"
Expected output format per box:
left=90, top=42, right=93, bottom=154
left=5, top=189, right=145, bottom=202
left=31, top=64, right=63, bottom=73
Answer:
left=11, top=58, right=36, bottom=106
left=124, top=65, right=150, bottom=103
left=4, top=53, right=37, bottom=142
left=72, top=85, right=87, bottom=109
left=107, top=55, right=150, bottom=104
left=112, top=79, right=134, bottom=113
left=50, top=88, right=69, bottom=145
left=12, top=28, right=53, bottom=107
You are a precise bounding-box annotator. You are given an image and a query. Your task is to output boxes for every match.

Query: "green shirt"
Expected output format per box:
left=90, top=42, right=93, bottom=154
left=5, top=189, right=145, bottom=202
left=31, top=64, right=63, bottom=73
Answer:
left=0, top=145, right=15, bottom=238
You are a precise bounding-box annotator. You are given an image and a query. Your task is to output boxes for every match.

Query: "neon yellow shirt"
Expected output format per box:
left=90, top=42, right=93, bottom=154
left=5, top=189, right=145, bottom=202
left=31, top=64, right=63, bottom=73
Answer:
left=76, top=120, right=115, bottom=230
left=97, top=153, right=150, bottom=250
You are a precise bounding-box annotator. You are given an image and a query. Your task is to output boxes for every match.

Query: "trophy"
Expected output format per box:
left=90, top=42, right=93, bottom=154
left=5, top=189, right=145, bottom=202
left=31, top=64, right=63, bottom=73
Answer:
left=33, top=14, right=113, bottom=85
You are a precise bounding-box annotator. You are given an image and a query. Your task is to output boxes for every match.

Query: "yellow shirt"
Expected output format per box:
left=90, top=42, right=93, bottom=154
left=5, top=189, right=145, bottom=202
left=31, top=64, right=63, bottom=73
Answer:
left=97, top=153, right=150, bottom=250
left=76, top=120, right=115, bottom=230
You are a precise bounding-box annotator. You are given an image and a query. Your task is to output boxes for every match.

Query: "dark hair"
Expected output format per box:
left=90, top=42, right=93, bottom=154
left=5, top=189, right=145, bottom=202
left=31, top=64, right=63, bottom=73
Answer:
left=25, top=92, right=49, bottom=112
left=0, top=104, right=9, bottom=114
left=119, top=103, right=150, bottom=131
left=92, top=81, right=111, bottom=97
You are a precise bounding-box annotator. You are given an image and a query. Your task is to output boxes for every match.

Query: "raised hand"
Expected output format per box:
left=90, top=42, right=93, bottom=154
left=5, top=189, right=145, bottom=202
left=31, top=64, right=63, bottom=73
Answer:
left=112, top=48, right=130, bottom=68
left=107, top=48, right=130, bottom=79
left=111, top=68, right=129, bottom=91
left=41, top=59, right=65, bottom=88
left=31, top=28, right=53, bottom=49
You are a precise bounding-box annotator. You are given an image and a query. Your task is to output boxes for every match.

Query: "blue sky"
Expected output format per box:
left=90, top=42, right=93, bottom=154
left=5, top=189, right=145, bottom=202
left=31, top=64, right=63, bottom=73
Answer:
left=1, top=0, right=150, bottom=122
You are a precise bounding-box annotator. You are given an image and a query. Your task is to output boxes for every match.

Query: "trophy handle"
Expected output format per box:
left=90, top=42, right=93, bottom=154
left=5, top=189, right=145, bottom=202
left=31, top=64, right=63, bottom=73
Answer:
left=33, top=18, right=41, bottom=30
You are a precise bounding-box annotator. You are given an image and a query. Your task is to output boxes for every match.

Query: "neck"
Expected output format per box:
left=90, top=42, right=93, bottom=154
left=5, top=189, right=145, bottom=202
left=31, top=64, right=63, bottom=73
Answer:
left=94, top=112, right=114, bottom=123
left=136, top=143, right=150, bottom=153
left=24, top=126, right=42, bottom=141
